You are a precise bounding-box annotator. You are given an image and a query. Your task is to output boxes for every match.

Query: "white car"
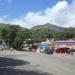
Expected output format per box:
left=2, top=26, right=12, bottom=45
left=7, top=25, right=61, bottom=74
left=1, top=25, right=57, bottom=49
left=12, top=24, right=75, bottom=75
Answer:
left=40, top=46, right=46, bottom=52
left=0, top=45, right=4, bottom=51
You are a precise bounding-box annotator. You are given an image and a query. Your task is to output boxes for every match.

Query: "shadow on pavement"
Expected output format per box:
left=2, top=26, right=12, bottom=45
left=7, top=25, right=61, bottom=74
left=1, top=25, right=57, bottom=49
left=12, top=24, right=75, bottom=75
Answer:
left=0, top=57, right=30, bottom=67
left=0, top=57, right=53, bottom=75
left=0, top=68, right=53, bottom=75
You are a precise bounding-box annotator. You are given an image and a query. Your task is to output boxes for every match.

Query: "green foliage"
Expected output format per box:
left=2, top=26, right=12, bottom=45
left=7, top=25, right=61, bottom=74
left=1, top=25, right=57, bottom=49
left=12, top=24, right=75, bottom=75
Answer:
left=31, top=29, right=48, bottom=42
left=1, top=28, right=9, bottom=44
left=49, top=32, right=62, bottom=40
left=1, top=23, right=75, bottom=50
left=62, top=29, right=75, bottom=40
left=1, top=25, right=19, bottom=47
left=0, top=23, right=10, bottom=31
left=12, top=31, right=25, bottom=49
left=12, top=29, right=32, bottom=49
left=0, top=39, right=2, bottom=45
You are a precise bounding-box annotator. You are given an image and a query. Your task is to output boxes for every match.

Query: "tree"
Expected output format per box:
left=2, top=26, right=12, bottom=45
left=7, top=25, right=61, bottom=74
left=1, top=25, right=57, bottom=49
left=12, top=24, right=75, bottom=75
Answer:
left=31, top=28, right=48, bottom=42
left=12, top=31, right=27, bottom=49
left=7, top=25, right=20, bottom=47
left=62, top=29, right=75, bottom=40
left=1, top=25, right=20, bottom=48
left=1, top=28, right=9, bottom=44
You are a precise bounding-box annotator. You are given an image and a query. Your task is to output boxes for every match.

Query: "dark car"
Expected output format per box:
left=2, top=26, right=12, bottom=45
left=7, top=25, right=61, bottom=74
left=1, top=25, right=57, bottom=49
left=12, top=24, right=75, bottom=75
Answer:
left=45, top=48, right=53, bottom=54
left=69, top=49, right=75, bottom=52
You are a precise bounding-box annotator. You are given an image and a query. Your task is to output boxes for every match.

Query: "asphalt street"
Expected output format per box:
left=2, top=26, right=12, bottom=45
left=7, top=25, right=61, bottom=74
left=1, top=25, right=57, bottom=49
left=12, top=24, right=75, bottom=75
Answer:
left=0, top=50, right=75, bottom=75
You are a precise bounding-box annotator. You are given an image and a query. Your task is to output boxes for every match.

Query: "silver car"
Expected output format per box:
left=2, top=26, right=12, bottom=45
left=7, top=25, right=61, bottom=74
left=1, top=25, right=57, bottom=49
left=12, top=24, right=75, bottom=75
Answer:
left=0, top=45, right=4, bottom=51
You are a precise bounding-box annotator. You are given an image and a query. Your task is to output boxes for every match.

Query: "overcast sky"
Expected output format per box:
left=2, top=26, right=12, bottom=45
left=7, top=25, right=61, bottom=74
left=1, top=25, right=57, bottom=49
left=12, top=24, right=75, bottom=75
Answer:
left=0, top=0, right=75, bottom=28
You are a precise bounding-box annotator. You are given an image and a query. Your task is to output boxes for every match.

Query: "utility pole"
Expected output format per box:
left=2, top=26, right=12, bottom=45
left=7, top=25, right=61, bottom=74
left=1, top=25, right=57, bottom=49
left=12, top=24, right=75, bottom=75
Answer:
left=47, top=25, right=51, bottom=40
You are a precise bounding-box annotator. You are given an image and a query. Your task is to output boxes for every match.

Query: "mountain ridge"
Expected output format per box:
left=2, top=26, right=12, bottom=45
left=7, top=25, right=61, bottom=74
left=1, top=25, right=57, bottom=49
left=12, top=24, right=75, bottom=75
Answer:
left=31, top=23, right=65, bottom=32
left=0, top=23, right=75, bottom=32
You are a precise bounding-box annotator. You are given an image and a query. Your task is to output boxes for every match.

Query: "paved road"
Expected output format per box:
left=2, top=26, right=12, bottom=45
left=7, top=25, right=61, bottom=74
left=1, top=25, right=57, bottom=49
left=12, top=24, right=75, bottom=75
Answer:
left=0, top=50, right=75, bottom=75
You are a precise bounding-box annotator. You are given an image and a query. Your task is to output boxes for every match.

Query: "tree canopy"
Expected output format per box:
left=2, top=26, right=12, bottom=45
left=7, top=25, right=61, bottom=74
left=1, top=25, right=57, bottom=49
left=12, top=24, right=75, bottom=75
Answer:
left=0, top=24, right=75, bottom=50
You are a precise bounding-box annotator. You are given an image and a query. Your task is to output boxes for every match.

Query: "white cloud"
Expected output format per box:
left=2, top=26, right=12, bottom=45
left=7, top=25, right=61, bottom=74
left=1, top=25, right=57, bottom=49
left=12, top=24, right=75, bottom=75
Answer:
left=0, top=15, right=9, bottom=23
left=0, top=17, right=5, bottom=23
left=0, top=0, right=75, bottom=28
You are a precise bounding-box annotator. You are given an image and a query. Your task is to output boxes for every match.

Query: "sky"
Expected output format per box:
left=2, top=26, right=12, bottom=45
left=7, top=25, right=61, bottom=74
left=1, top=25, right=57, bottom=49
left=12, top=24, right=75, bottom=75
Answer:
left=0, top=0, right=75, bottom=28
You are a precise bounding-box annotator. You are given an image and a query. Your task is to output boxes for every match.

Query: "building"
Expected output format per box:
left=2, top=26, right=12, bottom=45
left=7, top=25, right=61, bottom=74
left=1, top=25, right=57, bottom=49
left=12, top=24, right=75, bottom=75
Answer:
left=56, top=40, right=75, bottom=49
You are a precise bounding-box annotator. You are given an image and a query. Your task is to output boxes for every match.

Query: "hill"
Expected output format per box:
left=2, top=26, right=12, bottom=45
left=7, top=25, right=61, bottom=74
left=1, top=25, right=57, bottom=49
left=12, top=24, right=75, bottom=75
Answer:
left=0, top=23, right=75, bottom=33
left=0, top=23, right=28, bottom=31
left=0, top=23, right=10, bottom=30
left=31, top=23, right=65, bottom=32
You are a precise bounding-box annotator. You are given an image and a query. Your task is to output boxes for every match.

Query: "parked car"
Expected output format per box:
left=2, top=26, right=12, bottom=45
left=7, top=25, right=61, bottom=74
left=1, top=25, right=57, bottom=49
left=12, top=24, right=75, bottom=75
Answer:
left=45, top=48, right=53, bottom=54
left=38, top=43, right=53, bottom=54
left=38, top=43, right=49, bottom=53
left=69, top=48, right=75, bottom=52
left=0, top=45, right=4, bottom=51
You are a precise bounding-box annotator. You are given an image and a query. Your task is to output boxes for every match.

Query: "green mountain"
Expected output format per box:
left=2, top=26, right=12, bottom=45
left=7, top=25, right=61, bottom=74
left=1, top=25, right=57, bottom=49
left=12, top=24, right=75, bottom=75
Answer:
left=0, top=23, right=28, bottom=31
left=31, top=23, right=65, bottom=32
left=0, top=23, right=10, bottom=30
left=0, top=23, right=75, bottom=32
